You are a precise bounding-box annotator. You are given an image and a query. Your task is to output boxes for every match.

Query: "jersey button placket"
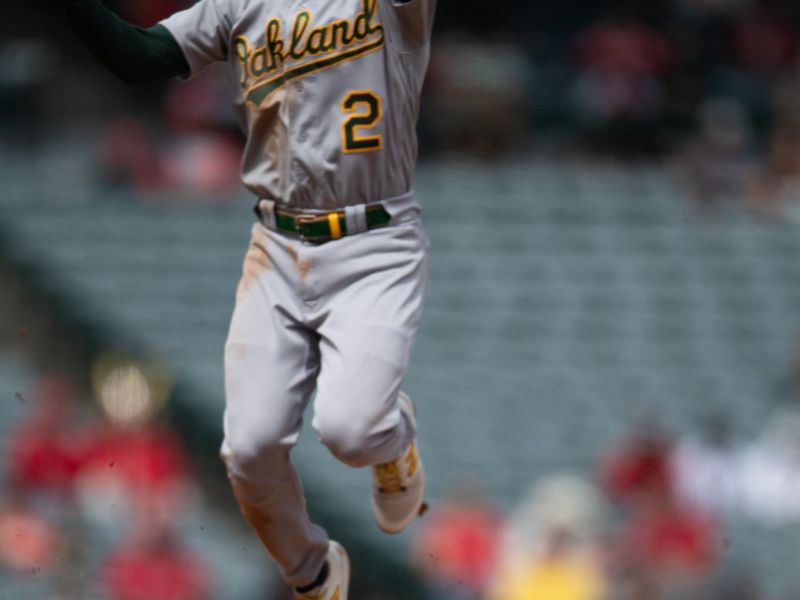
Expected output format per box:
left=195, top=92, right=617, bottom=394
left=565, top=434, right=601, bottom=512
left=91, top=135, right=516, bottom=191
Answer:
left=297, top=245, right=320, bottom=307
left=287, top=83, right=303, bottom=205
left=294, top=82, right=308, bottom=143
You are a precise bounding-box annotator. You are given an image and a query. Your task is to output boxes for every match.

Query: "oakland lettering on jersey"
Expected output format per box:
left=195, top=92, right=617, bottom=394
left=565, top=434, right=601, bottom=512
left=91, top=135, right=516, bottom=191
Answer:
left=235, top=0, right=385, bottom=106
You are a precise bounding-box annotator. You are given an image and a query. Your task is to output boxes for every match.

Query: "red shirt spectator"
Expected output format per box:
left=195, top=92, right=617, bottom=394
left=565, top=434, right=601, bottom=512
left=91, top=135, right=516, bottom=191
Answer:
left=7, top=377, right=82, bottom=495
left=620, top=497, right=717, bottom=574
left=600, top=426, right=674, bottom=504
left=733, top=16, right=797, bottom=73
left=576, top=20, right=673, bottom=75
left=102, top=533, right=211, bottom=600
left=80, top=422, right=189, bottom=492
left=412, top=496, right=503, bottom=596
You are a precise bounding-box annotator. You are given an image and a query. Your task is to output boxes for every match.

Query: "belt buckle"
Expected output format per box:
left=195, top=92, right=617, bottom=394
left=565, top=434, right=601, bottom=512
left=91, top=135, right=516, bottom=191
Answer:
left=295, top=213, right=327, bottom=242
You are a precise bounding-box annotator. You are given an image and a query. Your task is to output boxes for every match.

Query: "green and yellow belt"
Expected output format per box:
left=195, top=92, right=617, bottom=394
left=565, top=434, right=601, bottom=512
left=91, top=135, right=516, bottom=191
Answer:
left=257, top=203, right=392, bottom=243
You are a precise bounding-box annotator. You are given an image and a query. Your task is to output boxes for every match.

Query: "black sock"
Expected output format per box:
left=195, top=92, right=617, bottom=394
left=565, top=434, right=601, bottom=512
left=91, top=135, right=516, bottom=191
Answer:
left=294, top=561, right=330, bottom=594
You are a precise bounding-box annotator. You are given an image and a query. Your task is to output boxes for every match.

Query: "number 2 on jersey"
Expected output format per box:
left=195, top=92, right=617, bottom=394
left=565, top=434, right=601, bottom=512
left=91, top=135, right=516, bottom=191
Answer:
left=341, top=91, right=383, bottom=153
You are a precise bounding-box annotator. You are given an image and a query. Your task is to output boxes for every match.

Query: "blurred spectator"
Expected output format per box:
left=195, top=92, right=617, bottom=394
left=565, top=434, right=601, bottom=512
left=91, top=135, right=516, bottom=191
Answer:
left=707, top=4, right=797, bottom=115
left=160, top=132, right=242, bottom=195
left=613, top=489, right=718, bottom=597
left=423, top=37, right=531, bottom=157
left=100, top=518, right=211, bottom=600
left=599, top=418, right=674, bottom=507
left=746, top=111, right=800, bottom=220
left=411, top=483, right=503, bottom=599
left=739, top=389, right=800, bottom=523
left=570, top=15, right=673, bottom=157
left=679, top=98, right=755, bottom=210
left=575, top=17, right=673, bottom=81
left=99, top=119, right=165, bottom=192
left=159, top=65, right=242, bottom=196
left=7, top=375, right=82, bottom=497
left=98, top=118, right=241, bottom=197
left=99, top=65, right=241, bottom=197
left=601, top=418, right=720, bottom=599
left=490, top=527, right=605, bottom=600
left=0, top=493, right=63, bottom=574
left=161, top=63, right=235, bottom=132
left=671, top=412, right=742, bottom=515
left=491, top=475, right=607, bottom=600
left=730, top=7, right=797, bottom=76
left=75, top=360, right=192, bottom=531
left=75, top=417, right=191, bottom=526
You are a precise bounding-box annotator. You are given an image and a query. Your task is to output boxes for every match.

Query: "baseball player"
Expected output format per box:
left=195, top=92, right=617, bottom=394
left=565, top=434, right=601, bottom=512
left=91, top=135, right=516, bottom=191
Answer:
left=59, top=0, right=436, bottom=597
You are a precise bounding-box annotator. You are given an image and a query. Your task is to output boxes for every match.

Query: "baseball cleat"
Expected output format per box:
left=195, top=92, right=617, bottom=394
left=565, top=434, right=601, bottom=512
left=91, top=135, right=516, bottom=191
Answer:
left=295, top=541, right=350, bottom=600
left=371, top=391, right=426, bottom=534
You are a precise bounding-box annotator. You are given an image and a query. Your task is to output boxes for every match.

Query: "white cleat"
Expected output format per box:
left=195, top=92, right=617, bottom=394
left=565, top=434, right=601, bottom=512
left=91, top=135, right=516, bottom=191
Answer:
left=295, top=541, right=350, bottom=600
left=371, top=391, right=427, bottom=534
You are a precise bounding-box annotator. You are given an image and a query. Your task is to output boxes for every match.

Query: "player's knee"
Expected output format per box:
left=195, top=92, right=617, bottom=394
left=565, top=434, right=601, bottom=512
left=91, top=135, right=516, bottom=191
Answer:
left=316, top=416, right=376, bottom=468
left=220, top=427, right=285, bottom=477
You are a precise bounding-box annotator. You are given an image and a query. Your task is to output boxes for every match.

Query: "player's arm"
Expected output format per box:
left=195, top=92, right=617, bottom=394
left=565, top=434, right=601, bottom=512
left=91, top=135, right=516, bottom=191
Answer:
left=61, top=0, right=189, bottom=83
left=381, top=0, right=436, bottom=53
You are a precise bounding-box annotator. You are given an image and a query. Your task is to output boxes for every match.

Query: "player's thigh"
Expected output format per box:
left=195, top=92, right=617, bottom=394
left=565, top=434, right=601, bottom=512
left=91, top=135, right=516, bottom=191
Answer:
left=224, top=324, right=319, bottom=459
left=314, top=220, right=430, bottom=424
left=223, top=230, right=318, bottom=460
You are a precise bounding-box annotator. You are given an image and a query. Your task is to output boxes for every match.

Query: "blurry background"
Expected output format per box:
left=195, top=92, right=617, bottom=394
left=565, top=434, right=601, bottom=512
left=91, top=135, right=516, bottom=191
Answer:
left=3, top=0, right=800, bottom=598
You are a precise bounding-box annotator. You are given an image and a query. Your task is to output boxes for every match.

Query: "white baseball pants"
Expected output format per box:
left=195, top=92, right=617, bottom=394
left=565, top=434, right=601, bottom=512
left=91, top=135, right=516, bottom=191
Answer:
left=220, top=201, right=430, bottom=588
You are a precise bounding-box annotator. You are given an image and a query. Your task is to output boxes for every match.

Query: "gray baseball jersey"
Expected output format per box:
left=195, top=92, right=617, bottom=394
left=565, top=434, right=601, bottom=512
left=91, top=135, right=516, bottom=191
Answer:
left=160, top=0, right=435, bottom=209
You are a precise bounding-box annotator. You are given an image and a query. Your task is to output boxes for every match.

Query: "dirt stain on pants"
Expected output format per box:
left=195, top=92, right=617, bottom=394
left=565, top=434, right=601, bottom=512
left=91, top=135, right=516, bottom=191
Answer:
left=237, top=239, right=272, bottom=300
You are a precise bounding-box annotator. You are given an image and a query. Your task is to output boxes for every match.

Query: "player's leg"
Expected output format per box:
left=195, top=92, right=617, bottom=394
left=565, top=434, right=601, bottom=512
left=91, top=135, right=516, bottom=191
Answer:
left=311, top=218, right=431, bottom=530
left=221, top=224, right=330, bottom=589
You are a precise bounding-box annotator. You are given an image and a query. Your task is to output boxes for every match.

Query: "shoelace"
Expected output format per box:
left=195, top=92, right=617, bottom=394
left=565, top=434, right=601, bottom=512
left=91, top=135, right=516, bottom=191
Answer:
left=375, top=461, right=406, bottom=493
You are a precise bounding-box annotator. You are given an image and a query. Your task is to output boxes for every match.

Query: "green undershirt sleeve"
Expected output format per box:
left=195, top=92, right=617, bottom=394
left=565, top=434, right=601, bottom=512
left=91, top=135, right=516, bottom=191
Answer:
left=62, top=0, right=190, bottom=83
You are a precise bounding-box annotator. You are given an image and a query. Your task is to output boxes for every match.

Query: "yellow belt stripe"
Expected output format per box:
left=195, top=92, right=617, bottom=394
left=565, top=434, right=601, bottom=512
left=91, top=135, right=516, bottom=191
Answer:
left=328, top=213, right=342, bottom=240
